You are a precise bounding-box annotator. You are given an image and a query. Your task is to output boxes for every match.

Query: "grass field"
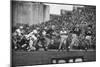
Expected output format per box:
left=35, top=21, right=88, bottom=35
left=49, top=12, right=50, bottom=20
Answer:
left=12, top=50, right=96, bottom=66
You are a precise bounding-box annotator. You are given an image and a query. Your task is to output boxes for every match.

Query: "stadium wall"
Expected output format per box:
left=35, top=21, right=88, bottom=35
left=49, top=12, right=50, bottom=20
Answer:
left=12, top=1, right=50, bottom=26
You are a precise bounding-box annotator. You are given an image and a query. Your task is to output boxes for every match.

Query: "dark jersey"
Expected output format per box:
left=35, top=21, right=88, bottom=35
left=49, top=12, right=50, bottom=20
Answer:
left=46, top=28, right=54, bottom=35
left=38, top=29, right=43, bottom=36
left=71, top=27, right=81, bottom=36
left=85, top=29, right=92, bottom=36
left=38, top=30, right=45, bottom=41
left=46, top=28, right=54, bottom=38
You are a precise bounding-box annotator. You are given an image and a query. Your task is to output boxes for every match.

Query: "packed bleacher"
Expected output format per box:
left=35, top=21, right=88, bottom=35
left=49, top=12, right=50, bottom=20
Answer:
left=12, top=6, right=96, bottom=51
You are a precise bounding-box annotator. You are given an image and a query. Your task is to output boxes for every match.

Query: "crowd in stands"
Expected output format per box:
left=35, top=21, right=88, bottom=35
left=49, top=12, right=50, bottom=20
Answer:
left=12, top=6, right=96, bottom=51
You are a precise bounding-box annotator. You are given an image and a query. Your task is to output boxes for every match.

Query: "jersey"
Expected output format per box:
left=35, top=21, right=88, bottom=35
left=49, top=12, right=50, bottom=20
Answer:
left=16, top=28, right=24, bottom=36
left=60, top=30, right=67, bottom=35
left=46, top=28, right=54, bottom=38
left=85, top=28, right=92, bottom=36
left=72, top=27, right=81, bottom=36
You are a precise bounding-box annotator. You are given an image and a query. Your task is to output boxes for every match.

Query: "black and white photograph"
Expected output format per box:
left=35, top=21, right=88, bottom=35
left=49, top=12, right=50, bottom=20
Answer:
left=11, top=0, right=96, bottom=67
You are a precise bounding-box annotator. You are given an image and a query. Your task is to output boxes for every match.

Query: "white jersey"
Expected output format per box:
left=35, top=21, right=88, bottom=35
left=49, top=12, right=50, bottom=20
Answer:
left=27, top=31, right=34, bottom=37
left=27, top=31, right=37, bottom=40
left=31, top=34, right=37, bottom=40
left=60, top=30, right=68, bottom=38
left=42, top=30, right=46, bottom=36
left=33, top=29, right=38, bottom=34
left=16, top=29, right=22, bottom=36
left=60, top=30, right=67, bottom=35
left=13, top=32, right=17, bottom=36
left=16, top=29, right=20, bottom=33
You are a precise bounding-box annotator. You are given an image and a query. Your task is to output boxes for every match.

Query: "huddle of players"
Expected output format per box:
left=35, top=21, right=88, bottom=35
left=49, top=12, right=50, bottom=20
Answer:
left=13, top=24, right=93, bottom=51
